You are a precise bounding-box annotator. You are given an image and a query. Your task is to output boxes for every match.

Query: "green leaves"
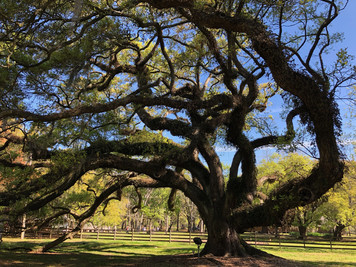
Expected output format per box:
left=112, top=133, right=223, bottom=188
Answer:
left=258, top=154, right=356, bottom=236
left=257, top=153, right=314, bottom=195
left=336, top=48, right=354, bottom=67
left=317, top=162, right=356, bottom=228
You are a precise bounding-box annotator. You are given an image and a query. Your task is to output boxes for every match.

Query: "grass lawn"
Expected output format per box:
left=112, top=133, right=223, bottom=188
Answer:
left=1, top=238, right=355, bottom=266
left=261, top=246, right=356, bottom=266
left=0, top=238, right=197, bottom=266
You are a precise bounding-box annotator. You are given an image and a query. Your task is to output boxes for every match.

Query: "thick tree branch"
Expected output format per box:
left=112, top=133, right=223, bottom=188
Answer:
left=0, top=93, right=234, bottom=123
left=231, top=158, right=344, bottom=232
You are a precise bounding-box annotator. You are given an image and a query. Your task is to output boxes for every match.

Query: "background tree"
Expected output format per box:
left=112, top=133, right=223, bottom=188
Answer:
left=258, top=154, right=356, bottom=240
left=139, top=188, right=168, bottom=232
left=316, top=161, right=356, bottom=240
left=290, top=202, right=323, bottom=240
left=257, top=153, right=322, bottom=238
left=0, top=0, right=354, bottom=256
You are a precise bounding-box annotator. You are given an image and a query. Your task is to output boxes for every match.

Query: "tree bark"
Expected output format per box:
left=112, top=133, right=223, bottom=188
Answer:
left=333, top=224, right=345, bottom=241
left=20, top=214, right=26, bottom=240
left=261, top=226, right=269, bottom=234
left=42, top=230, right=77, bottom=252
left=200, top=210, right=266, bottom=257
left=298, top=226, right=307, bottom=240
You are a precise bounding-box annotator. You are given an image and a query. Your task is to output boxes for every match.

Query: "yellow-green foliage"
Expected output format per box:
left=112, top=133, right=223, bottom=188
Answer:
left=317, top=161, right=356, bottom=228
left=91, top=198, right=129, bottom=227
left=257, top=153, right=314, bottom=195
left=125, top=130, right=182, bottom=157
left=57, top=170, right=129, bottom=227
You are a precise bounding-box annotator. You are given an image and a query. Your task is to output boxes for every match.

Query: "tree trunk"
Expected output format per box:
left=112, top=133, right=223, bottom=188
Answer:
left=261, top=226, right=269, bottom=234
left=187, top=215, right=192, bottom=232
left=274, top=225, right=279, bottom=238
left=199, top=220, right=204, bottom=233
left=333, top=224, right=345, bottom=241
left=42, top=229, right=78, bottom=252
left=121, top=220, right=127, bottom=230
left=201, top=214, right=266, bottom=257
left=165, top=214, right=169, bottom=234
left=168, top=221, right=174, bottom=232
left=20, top=214, right=26, bottom=240
left=298, top=226, right=307, bottom=240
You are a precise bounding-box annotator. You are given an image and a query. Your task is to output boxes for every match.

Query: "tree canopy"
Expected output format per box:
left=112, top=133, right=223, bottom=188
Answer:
left=0, top=0, right=355, bottom=256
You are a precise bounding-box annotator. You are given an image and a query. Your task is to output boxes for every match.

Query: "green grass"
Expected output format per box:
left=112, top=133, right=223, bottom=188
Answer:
left=261, top=246, right=356, bottom=266
left=1, top=238, right=356, bottom=266
left=0, top=238, right=197, bottom=266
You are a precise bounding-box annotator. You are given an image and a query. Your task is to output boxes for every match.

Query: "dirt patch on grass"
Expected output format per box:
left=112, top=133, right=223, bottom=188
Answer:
left=124, top=254, right=306, bottom=266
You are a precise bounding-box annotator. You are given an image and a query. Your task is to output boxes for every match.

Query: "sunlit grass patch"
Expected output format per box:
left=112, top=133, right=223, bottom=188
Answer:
left=261, top=246, right=356, bottom=266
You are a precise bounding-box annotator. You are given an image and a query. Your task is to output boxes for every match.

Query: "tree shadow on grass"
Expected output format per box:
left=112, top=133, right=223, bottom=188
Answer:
left=161, top=246, right=197, bottom=256
left=0, top=241, right=159, bottom=266
left=53, top=241, right=158, bottom=253
left=0, top=250, right=144, bottom=266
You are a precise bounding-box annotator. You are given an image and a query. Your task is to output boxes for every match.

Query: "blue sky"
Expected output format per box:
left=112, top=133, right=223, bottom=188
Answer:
left=333, top=1, right=356, bottom=60
left=217, top=1, right=356, bottom=166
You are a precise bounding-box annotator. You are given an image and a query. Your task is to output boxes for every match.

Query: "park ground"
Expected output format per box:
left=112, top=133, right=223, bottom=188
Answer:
left=1, top=238, right=356, bottom=266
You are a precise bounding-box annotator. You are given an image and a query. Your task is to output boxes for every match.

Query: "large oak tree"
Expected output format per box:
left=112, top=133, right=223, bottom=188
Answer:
left=0, top=0, right=354, bottom=256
